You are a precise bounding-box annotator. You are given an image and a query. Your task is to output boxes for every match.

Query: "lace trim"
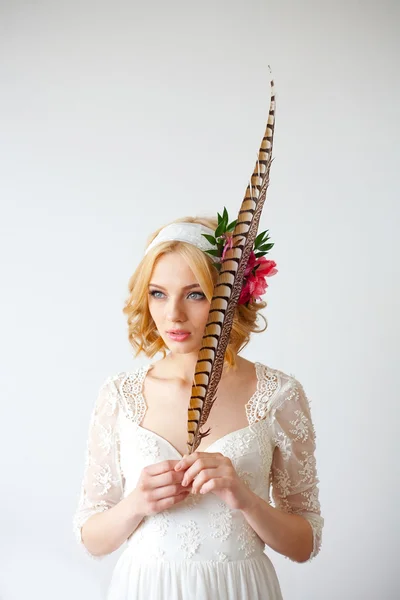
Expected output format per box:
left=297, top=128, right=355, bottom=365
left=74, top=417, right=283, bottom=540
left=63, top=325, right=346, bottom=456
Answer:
left=245, top=363, right=280, bottom=425
left=281, top=512, right=324, bottom=563
left=120, top=365, right=151, bottom=425
left=121, top=361, right=284, bottom=430
left=302, top=513, right=324, bottom=561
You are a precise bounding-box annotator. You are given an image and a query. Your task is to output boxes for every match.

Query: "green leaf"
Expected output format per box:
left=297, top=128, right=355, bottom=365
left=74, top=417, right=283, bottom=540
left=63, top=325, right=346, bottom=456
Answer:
left=258, top=242, right=274, bottom=251
left=222, top=208, right=229, bottom=231
left=204, top=248, right=221, bottom=257
left=254, top=231, right=266, bottom=247
left=255, top=251, right=268, bottom=258
left=215, top=221, right=226, bottom=238
left=227, top=219, right=237, bottom=231
left=217, top=212, right=222, bottom=224
left=202, top=234, right=216, bottom=245
left=254, top=230, right=270, bottom=247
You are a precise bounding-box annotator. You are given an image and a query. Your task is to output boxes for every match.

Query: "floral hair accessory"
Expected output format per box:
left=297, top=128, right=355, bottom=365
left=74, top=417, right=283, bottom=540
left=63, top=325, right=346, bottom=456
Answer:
left=202, top=206, right=278, bottom=305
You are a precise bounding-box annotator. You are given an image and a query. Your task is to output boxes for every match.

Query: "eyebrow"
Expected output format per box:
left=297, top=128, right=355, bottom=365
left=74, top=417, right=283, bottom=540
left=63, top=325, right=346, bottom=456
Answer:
left=148, top=283, right=202, bottom=291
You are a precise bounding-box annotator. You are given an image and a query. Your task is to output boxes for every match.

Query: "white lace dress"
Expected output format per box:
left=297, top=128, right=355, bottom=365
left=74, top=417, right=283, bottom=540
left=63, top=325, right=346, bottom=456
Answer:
left=73, top=362, right=324, bottom=600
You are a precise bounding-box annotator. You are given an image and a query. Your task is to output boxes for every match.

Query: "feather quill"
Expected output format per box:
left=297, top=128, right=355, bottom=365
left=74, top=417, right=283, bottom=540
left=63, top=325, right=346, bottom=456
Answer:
left=187, top=78, right=276, bottom=454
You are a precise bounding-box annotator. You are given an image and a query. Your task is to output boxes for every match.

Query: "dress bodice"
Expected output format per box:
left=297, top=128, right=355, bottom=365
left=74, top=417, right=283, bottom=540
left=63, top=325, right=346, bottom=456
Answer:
left=113, top=362, right=276, bottom=562
left=73, top=361, right=324, bottom=565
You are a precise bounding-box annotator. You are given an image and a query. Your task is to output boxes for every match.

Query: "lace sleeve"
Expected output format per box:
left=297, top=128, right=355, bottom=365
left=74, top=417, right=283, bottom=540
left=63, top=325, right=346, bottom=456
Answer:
left=270, top=376, right=324, bottom=562
left=73, top=376, right=124, bottom=559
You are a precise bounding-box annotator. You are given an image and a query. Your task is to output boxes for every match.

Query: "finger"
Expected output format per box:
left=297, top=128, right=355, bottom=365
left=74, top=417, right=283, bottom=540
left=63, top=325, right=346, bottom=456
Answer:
left=198, top=476, right=227, bottom=495
left=146, top=469, right=185, bottom=490
left=175, top=451, right=227, bottom=472
left=144, top=460, right=181, bottom=477
left=149, top=483, right=188, bottom=501
left=174, top=452, right=206, bottom=471
left=181, top=459, right=220, bottom=487
left=190, top=469, right=221, bottom=494
left=154, top=491, right=191, bottom=511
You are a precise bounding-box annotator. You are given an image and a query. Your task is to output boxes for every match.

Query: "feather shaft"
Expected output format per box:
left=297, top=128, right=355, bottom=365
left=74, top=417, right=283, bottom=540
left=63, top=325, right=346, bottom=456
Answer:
left=187, top=80, right=276, bottom=453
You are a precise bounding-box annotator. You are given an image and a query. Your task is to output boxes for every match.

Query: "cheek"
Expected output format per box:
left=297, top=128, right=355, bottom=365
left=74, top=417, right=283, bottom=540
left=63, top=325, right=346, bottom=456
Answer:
left=148, top=301, right=160, bottom=323
left=148, top=300, right=211, bottom=327
left=192, top=303, right=211, bottom=327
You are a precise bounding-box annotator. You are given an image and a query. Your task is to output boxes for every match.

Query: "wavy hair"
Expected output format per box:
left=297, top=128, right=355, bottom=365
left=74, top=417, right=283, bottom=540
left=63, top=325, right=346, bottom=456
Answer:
left=122, top=215, right=268, bottom=370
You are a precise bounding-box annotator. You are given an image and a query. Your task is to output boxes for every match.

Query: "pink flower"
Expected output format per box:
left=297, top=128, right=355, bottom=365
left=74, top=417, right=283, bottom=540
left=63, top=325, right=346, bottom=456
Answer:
left=254, top=257, right=278, bottom=278
left=239, top=281, right=252, bottom=304
left=239, top=254, right=278, bottom=305
left=244, top=251, right=257, bottom=276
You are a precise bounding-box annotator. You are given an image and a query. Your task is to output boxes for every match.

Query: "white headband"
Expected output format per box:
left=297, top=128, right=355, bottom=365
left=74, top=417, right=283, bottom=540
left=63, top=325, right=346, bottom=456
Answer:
left=144, top=222, right=216, bottom=257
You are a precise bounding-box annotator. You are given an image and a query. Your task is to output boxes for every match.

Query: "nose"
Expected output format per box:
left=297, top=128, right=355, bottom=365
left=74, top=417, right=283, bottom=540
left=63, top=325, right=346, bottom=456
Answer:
left=165, top=297, right=187, bottom=323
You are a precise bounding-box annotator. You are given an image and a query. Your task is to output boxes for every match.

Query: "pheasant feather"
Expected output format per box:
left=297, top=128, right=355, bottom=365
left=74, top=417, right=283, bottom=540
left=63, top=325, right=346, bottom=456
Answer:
left=187, top=78, right=276, bottom=454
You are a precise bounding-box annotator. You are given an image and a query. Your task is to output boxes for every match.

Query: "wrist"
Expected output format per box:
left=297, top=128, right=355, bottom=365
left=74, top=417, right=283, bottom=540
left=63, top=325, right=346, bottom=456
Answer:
left=239, top=488, right=261, bottom=514
left=126, top=488, right=145, bottom=522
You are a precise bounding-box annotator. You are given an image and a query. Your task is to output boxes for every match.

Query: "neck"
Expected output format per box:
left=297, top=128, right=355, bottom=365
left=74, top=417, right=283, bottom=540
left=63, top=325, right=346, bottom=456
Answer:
left=163, top=351, right=200, bottom=384
left=162, top=351, right=237, bottom=385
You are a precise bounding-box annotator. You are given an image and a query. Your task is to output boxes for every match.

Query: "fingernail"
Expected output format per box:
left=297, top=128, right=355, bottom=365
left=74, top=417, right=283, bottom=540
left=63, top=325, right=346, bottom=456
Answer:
left=182, top=479, right=187, bottom=486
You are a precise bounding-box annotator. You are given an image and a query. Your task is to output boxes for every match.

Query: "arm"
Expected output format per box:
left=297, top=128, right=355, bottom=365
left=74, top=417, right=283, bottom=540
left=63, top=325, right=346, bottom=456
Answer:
left=172, top=375, right=324, bottom=563
left=240, top=489, right=314, bottom=563
left=176, top=452, right=314, bottom=563
left=242, top=377, right=324, bottom=563
left=79, top=492, right=144, bottom=559
left=73, top=377, right=143, bottom=558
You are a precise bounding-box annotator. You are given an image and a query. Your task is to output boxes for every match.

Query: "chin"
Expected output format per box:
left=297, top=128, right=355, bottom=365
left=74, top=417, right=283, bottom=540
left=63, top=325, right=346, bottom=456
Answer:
left=169, top=347, right=191, bottom=354
left=163, top=338, right=202, bottom=354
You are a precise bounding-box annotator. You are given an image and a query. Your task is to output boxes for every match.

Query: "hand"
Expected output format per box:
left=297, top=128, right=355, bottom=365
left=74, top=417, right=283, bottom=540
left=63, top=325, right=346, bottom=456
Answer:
left=174, top=452, right=255, bottom=511
left=133, top=459, right=190, bottom=518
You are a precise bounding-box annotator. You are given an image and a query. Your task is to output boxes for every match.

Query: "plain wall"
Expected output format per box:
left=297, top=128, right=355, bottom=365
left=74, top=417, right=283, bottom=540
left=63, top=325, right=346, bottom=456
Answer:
left=0, top=1, right=399, bottom=598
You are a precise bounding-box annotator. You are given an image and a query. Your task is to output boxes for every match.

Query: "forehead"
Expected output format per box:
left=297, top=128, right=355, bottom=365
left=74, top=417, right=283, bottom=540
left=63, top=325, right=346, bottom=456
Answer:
left=150, top=252, right=199, bottom=284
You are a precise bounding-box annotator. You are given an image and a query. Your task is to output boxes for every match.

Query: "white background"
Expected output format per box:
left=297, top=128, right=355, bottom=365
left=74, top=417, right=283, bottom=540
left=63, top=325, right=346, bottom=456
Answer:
left=0, top=1, right=399, bottom=599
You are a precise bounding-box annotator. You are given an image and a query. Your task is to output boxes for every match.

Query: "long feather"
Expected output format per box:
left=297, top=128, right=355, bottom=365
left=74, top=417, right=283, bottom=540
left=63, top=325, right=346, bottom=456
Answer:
left=187, top=78, right=276, bottom=454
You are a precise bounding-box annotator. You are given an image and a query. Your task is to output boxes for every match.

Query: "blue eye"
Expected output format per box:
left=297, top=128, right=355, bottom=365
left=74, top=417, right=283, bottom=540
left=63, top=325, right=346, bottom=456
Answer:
left=149, top=290, right=206, bottom=300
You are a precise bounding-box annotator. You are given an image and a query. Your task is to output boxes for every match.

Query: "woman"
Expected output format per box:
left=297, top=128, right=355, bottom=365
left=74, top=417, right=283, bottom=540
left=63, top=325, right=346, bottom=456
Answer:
left=73, top=215, right=324, bottom=600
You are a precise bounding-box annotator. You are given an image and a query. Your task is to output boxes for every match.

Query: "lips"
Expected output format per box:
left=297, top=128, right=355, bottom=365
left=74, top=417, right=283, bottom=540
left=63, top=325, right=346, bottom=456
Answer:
left=167, top=330, right=190, bottom=334
left=166, top=330, right=191, bottom=342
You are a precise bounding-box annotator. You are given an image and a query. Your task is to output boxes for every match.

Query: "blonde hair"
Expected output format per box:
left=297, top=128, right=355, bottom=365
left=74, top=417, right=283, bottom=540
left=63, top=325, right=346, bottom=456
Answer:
left=122, top=215, right=268, bottom=370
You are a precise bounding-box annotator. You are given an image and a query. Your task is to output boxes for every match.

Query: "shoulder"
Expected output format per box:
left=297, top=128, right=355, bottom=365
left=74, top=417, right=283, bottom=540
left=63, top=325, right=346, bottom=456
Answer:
left=254, top=360, right=297, bottom=389
left=255, top=361, right=308, bottom=408
left=256, top=365, right=316, bottom=445
left=98, top=364, right=150, bottom=397
left=96, top=364, right=152, bottom=424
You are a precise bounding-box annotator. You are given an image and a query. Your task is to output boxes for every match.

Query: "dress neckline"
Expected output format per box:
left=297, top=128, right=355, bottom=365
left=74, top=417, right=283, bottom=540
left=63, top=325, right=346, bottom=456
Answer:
left=136, top=421, right=260, bottom=459
left=131, top=360, right=265, bottom=457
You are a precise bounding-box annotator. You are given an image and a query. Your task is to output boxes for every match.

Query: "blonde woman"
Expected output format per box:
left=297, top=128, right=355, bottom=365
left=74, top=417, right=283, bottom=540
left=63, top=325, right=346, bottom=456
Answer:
left=73, top=215, right=324, bottom=600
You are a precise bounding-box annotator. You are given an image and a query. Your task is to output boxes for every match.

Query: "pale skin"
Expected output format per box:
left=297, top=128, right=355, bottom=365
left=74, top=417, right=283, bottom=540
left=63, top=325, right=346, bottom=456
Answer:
left=81, top=251, right=313, bottom=562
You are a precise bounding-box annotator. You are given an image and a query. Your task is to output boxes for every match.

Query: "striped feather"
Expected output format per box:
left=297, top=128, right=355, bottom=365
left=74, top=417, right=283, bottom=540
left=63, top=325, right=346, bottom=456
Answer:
left=187, top=78, right=276, bottom=454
